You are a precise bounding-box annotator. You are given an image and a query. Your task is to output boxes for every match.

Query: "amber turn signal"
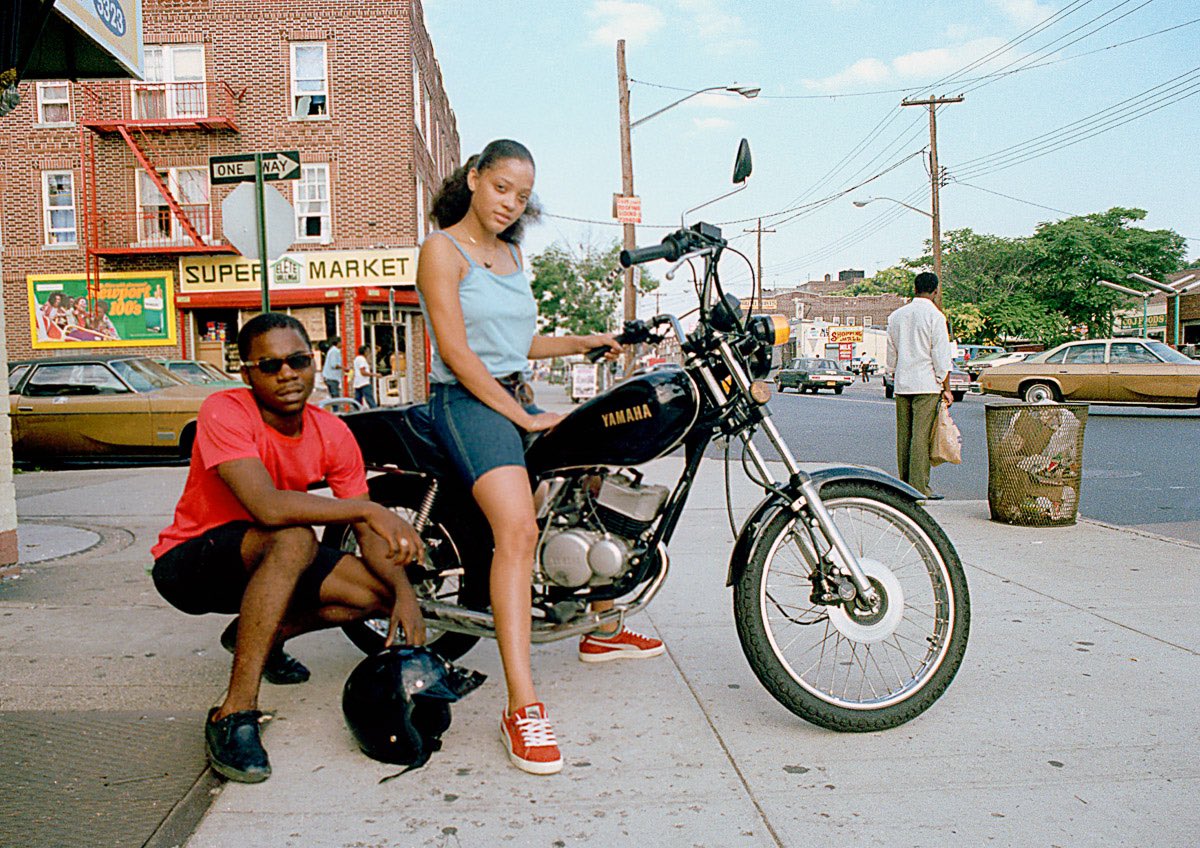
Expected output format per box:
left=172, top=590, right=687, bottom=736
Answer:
left=748, top=314, right=790, bottom=347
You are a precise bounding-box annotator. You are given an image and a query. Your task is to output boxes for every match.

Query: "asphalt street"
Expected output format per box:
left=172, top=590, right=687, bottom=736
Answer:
left=756, top=377, right=1200, bottom=543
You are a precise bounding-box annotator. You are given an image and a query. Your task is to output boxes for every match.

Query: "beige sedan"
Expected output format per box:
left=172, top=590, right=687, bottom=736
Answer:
left=978, top=338, right=1200, bottom=407
left=9, top=355, right=219, bottom=464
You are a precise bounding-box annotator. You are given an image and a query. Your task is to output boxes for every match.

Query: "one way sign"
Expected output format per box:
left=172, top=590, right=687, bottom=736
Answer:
left=209, top=151, right=302, bottom=185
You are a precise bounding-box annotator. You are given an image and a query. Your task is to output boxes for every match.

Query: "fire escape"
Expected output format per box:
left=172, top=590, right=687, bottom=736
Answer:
left=76, top=79, right=242, bottom=305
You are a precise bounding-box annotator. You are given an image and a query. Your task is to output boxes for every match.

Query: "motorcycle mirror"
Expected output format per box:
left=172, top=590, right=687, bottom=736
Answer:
left=732, top=139, right=752, bottom=184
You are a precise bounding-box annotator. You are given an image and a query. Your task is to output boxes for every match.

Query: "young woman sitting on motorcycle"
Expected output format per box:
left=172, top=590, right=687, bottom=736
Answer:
left=417, top=139, right=661, bottom=775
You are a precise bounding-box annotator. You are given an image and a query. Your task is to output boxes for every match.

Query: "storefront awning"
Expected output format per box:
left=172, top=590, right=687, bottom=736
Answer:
left=5, top=0, right=144, bottom=82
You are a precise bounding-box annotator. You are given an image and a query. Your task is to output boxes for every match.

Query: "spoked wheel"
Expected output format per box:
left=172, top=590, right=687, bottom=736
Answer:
left=321, top=483, right=483, bottom=662
left=734, top=481, right=969, bottom=731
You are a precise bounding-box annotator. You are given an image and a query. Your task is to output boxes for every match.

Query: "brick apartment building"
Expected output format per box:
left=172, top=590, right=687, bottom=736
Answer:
left=0, top=0, right=458, bottom=401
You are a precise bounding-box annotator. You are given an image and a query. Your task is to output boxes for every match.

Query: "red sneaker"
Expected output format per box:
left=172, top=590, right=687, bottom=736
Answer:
left=578, top=626, right=665, bottom=663
left=500, top=703, right=562, bottom=775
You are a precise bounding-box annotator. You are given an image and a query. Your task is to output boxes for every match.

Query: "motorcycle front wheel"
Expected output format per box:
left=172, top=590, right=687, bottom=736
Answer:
left=322, top=478, right=483, bottom=662
left=733, top=481, right=969, bottom=732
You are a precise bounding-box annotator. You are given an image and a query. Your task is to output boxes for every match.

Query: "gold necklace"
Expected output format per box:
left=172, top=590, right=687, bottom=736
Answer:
left=464, top=233, right=499, bottom=269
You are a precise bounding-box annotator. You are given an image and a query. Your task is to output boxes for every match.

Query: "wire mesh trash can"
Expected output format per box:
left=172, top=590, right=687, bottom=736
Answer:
left=985, top=402, right=1088, bottom=527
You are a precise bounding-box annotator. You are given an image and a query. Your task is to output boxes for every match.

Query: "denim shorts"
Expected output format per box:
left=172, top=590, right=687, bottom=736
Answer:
left=429, top=382, right=542, bottom=488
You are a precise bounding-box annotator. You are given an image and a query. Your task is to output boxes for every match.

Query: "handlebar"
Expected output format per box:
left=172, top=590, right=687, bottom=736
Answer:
left=620, top=242, right=679, bottom=267
left=584, top=319, right=655, bottom=362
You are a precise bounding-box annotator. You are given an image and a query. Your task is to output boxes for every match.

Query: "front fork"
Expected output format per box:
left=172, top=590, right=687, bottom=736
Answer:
left=707, top=340, right=881, bottom=608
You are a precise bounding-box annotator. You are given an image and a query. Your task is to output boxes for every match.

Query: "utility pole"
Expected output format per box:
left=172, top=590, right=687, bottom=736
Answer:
left=616, top=40, right=637, bottom=369
left=743, top=217, right=775, bottom=309
left=901, top=94, right=963, bottom=309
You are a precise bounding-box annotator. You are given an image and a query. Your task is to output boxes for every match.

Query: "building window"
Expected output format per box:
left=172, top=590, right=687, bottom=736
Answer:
left=42, top=171, right=77, bottom=246
left=423, top=87, right=431, bottom=144
left=134, top=44, right=206, bottom=119
left=846, top=316, right=857, bottom=325
left=412, top=64, right=422, bottom=132
left=291, top=42, right=328, bottom=118
left=136, top=167, right=210, bottom=245
left=294, top=164, right=331, bottom=242
left=863, top=317, right=872, bottom=328
left=416, top=173, right=426, bottom=236
left=35, top=81, right=72, bottom=125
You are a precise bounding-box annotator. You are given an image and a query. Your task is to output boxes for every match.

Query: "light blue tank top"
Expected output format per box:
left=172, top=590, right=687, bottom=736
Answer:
left=418, top=230, right=538, bottom=385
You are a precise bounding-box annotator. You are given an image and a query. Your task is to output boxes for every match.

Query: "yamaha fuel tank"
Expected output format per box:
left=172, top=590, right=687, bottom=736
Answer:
left=526, top=365, right=700, bottom=474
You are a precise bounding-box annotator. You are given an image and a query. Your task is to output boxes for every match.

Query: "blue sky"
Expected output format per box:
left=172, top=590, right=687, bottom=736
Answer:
left=424, top=0, right=1199, bottom=317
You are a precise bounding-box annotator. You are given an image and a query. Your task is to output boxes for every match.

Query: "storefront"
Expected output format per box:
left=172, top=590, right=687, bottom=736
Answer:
left=176, top=248, right=423, bottom=402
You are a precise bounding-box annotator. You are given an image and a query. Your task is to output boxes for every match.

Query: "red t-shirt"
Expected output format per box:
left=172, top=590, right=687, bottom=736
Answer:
left=152, top=389, right=368, bottom=559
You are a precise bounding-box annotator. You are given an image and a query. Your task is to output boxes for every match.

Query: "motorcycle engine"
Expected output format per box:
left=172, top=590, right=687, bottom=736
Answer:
left=538, top=472, right=670, bottom=588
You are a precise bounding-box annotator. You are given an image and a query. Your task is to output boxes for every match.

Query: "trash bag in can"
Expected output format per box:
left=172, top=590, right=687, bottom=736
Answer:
left=984, top=402, right=1088, bottom=526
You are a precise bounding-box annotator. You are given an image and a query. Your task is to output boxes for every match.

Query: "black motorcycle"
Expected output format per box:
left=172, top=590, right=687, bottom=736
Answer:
left=328, top=144, right=969, bottom=732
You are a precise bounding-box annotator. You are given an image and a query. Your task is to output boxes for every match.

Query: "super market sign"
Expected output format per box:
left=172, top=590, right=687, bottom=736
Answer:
left=181, top=249, right=417, bottom=293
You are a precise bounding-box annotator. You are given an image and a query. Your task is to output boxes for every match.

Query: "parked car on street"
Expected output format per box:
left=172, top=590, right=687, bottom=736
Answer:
left=964, top=350, right=1029, bottom=381
left=8, top=355, right=218, bottom=464
left=978, top=338, right=1200, bottom=407
left=882, top=366, right=970, bottom=402
left=157, top=358, right=243, bottom=387
left=776, top=357, right=855, bottom=394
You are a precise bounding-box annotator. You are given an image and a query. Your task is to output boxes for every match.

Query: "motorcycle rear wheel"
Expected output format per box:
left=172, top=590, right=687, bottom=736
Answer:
left=322, top=480, right=482, bottom=662
left=733, top=481, right=969, bottom=732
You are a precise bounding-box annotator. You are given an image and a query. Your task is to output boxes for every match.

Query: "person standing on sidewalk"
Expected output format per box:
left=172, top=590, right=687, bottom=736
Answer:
left=353, top=344, right=380, bottom=408
left=885, top=272, right=953, bottom=500
left=151, top=312, right=425, bottom=784
left=419, top=139, right=660, bottom=777
left=321, top=335, right=346, bottom=398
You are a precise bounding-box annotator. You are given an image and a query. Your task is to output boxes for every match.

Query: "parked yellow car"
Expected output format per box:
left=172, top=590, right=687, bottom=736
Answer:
left=978, top=338, right=1200, bottom=407
left=8, top=355, right=218, bottom=464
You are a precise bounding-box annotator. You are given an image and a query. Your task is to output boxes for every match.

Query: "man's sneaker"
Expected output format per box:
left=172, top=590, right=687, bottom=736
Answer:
left=205, top=708, right=271, bottom=783
left=220, top=618, right=310, bottom=685
left=578, top=626, right=665, bottom=663
left=500, top=703, right=562, bottom=775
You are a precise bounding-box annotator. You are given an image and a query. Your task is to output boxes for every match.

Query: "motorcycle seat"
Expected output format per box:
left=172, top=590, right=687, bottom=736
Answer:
left=339, top=403, right=449, bottom=476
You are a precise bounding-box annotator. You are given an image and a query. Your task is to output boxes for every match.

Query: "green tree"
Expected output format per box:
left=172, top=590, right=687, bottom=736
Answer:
left=833, top=265, right=912, bottom=296
left=529, top=240, right=658, bottom=334
left=903, top=210, right=1186, bottom=344
left=1026, top=207, right=1187, bottom=338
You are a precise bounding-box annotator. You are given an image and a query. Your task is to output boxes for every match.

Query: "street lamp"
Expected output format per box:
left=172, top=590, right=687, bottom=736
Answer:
left=853, top=196, right=932, bottom=219
left=1098, top=279, right=1154, bottom=338
left=617, top=39, right=758, bottom=343
left=1128, top=272, right=1198, bottom=346
left=852, top=195, right=941, bottom=308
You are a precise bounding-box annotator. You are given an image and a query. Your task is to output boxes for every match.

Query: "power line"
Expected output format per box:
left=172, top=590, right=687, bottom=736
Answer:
left=950, top=180, right=1078, bottom=217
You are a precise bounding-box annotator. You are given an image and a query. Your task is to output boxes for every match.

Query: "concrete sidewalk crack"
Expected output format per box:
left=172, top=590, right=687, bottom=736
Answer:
left=648, top=609, right=786, bottom=848
left=963, top=561, right=1199, bottom=656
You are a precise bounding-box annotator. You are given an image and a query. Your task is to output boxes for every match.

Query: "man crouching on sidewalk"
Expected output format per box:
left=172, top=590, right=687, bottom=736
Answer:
left=151, top=312, right=425, bottom=783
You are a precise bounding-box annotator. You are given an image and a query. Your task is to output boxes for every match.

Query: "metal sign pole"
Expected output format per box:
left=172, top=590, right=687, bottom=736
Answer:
left=254, top=152, right=270, bottom=312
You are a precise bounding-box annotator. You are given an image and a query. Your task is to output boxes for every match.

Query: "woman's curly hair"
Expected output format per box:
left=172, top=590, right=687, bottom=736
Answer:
left=430, top=139, right=541, bottom=244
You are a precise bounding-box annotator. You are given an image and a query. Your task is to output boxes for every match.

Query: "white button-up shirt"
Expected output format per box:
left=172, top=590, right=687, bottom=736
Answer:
left=885, top=297, right=952, bottom=395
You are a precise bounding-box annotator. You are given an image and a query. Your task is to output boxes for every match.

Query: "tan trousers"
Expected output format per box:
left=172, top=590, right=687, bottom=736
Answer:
left=895, top=393, right=940, bottom=497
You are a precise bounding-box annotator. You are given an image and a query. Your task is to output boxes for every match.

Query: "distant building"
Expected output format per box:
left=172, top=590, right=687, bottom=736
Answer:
left=0, top=0, right=458, bottom=402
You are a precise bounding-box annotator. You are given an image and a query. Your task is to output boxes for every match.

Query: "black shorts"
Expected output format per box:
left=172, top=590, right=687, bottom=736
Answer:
left=151, top=521, right=346, bottom=616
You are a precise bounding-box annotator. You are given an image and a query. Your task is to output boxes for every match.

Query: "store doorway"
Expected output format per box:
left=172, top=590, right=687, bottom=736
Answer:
left=362, top=304, right=415, bottom=405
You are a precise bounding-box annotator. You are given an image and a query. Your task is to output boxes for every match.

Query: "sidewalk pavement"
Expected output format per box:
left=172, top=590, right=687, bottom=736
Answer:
left=2, top=381, right=1197, bottom=847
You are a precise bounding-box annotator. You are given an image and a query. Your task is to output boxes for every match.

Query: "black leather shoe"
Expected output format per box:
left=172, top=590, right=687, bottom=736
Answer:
left=206, top=707, right=271, bottom=783
left=220, top=619, right=311, bottom=685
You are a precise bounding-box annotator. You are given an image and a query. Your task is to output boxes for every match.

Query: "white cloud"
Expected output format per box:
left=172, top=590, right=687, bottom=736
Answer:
left=991, top=0, right=1055, bottom=27
left=674, top=0, right=754, bottom=54
left=693, top=116, right=733, bottom=130
left=587, top=1, right=666, bottom=48
left=802, top=38, right=1005, bottom=92
left=803, top=58, right=890, bottom=92
left=892, top=38, right=1006, bottom=78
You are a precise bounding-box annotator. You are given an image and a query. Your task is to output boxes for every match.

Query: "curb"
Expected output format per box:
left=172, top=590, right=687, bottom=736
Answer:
left=143, top=767, right=223, bottom=848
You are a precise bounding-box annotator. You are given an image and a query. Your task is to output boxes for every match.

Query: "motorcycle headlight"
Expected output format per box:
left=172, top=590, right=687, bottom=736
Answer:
left=747, top=314, right=789, bottom=347
left=711, top=294, right=744, bottom=333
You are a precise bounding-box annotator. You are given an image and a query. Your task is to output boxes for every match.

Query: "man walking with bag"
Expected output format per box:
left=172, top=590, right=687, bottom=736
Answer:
left=885, top=271, right=953, bottom=499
